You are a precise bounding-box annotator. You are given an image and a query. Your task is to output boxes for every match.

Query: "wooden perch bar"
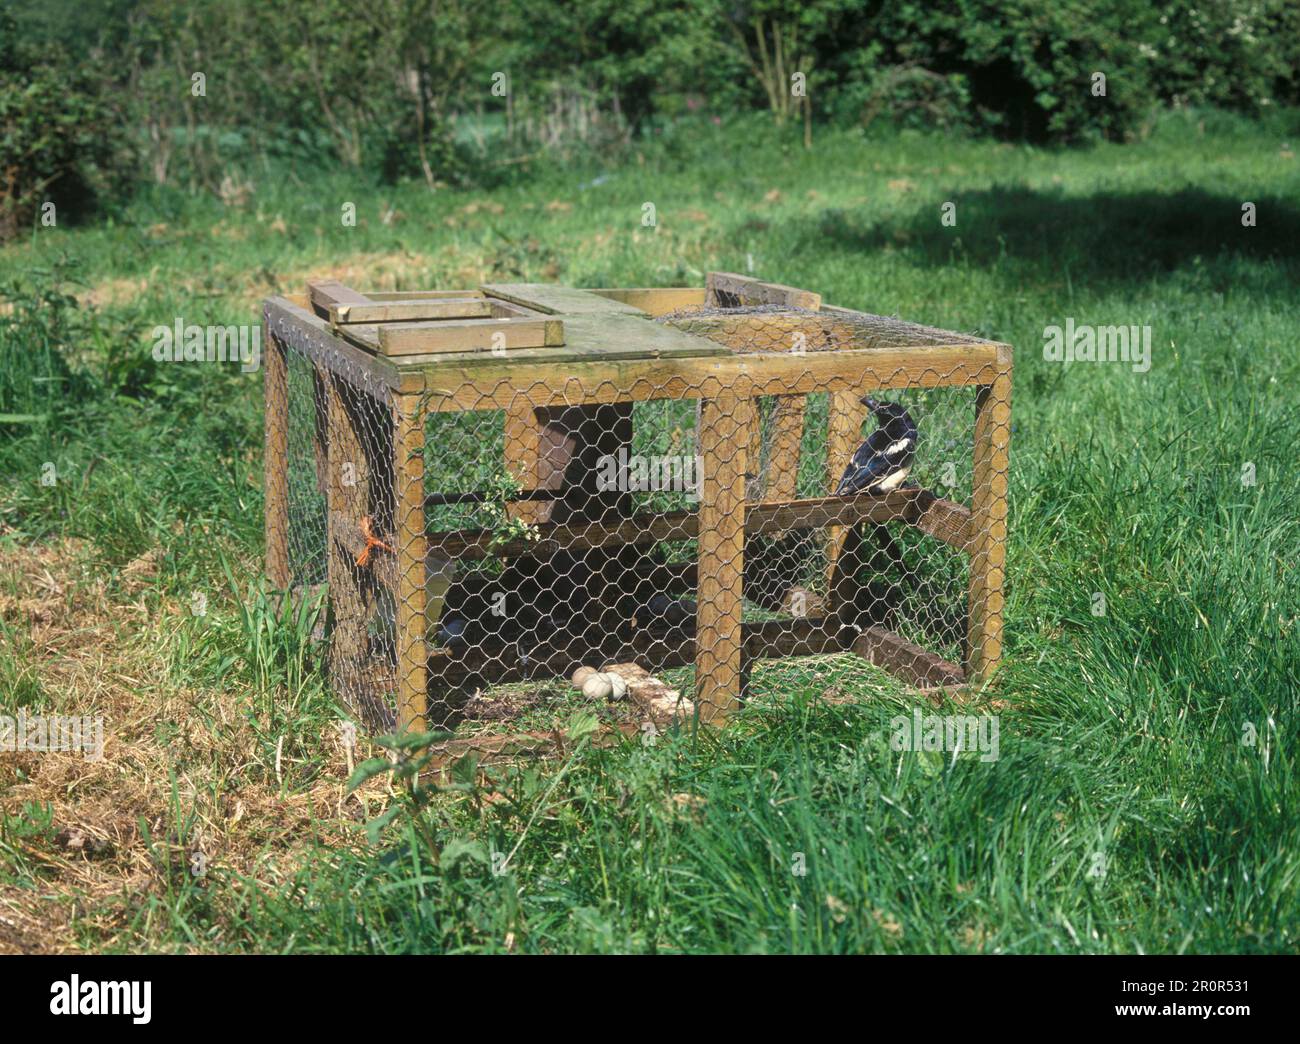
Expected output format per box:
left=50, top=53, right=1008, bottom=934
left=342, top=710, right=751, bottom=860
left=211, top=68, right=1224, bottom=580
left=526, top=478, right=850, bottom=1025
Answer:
left=426, top=489, right=973, bottom=560
left=853, top=626, right=965, bottom=689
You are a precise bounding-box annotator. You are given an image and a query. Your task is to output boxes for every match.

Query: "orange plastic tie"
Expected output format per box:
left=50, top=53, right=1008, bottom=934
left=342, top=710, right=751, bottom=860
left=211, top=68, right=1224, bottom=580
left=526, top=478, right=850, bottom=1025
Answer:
left=355, top=516, right=395, bottom=568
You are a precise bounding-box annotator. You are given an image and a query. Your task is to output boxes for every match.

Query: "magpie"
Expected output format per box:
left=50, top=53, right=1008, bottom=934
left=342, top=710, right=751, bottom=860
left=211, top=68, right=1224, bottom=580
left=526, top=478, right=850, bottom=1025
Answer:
left=835, top=397, right=918, bottom=496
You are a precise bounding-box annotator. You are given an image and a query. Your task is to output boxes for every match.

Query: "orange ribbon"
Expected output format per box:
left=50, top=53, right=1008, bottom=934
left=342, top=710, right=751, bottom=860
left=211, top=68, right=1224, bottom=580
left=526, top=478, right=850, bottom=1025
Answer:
left=354, top=516, right=395, bottom=568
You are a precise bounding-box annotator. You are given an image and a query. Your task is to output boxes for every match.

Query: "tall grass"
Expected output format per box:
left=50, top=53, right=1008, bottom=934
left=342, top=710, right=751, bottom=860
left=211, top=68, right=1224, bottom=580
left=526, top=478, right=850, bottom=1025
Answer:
left=1, top=109, right=1297, bottom=952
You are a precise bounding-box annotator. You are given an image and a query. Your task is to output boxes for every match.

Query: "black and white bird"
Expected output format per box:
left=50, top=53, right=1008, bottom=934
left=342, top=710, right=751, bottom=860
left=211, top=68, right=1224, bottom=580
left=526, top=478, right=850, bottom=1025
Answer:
left=835, top=397, right=918, bottom=496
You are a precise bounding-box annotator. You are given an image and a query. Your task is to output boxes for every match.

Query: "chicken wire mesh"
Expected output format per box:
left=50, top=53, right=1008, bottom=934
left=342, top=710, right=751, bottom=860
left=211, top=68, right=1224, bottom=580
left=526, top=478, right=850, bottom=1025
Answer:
left=263, top=290, right=1010, bottom=756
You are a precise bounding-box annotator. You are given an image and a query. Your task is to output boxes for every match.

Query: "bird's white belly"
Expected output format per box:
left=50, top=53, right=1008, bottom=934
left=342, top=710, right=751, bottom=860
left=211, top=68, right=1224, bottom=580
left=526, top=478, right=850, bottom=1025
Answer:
left=873, top=466, right=910, bottom=493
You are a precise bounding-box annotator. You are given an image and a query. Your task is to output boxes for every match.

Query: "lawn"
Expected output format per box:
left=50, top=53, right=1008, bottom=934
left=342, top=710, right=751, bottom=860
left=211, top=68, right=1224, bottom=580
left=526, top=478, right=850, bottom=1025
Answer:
left=1, top=110, right=1297, bottom=953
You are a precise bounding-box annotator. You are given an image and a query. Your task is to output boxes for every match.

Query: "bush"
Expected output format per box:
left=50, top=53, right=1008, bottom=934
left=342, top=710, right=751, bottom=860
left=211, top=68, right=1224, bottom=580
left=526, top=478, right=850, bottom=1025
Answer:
left=4, top=0, right=1300, bottom=229
left=0, top=14, right=128, bottom=240
left=0, top=259, right=165, bottom=439
left=0, top=262, right=101, bottom=427
left=825, top=0, right=1300, bottom=142
left=856, top=65, right=976, bottom=134
left=1150, top=0, right=1300, bottom=113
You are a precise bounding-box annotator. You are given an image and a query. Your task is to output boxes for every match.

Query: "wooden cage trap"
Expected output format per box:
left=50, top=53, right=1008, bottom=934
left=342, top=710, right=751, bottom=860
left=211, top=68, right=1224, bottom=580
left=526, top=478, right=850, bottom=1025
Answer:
left=262, top=274, right=1011, bottom=761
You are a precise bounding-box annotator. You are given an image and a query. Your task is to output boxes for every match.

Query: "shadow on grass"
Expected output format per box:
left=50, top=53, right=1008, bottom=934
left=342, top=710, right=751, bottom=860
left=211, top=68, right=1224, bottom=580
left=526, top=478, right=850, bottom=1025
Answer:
left=811, top=187, right=1300, bottom=291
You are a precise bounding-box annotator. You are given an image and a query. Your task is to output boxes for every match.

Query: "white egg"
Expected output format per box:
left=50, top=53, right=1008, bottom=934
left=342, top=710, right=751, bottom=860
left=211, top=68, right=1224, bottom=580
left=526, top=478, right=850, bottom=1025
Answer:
left=571, top=666, right=597, bottom=689
left=582, top=673, right=614, bottom=700
left=607, top=673, right=628, bottom=701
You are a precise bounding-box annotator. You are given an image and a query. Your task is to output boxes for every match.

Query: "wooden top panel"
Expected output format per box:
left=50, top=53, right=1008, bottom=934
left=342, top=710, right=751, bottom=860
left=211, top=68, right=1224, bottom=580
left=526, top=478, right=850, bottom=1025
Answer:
left=705, top=271, right=822, bottom=310
left=382, top=312, right=733, bottom=368
left=268, top=280, right=1009, bottom=390
left=481, top=283, right=648, bottom=315
left=265, top=294, right=1006, bottom=405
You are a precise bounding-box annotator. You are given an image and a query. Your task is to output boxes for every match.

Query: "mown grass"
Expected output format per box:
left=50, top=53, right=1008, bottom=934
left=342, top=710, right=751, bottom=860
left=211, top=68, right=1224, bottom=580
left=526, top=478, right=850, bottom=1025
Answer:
left=1, top=108, right=1298, bottom=953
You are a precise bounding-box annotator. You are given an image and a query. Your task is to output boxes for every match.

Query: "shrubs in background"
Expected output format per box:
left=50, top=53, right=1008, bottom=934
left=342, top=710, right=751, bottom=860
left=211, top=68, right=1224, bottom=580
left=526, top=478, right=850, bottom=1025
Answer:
left=823, top=0, right=1300, bottom=141
left=1, top=0, right=1298, bottom=239
left=0, top=14, right=128, bottom=240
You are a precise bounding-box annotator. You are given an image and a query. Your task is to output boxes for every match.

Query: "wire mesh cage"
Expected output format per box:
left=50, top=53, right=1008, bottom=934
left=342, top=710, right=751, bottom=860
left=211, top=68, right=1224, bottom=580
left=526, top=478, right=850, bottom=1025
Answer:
left=263, top=274, right=1011, bottom=762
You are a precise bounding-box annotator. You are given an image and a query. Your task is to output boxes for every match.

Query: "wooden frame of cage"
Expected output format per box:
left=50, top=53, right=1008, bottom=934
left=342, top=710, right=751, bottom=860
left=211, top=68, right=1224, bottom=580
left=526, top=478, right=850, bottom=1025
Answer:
left=263, top=275, right=1010, bottom=751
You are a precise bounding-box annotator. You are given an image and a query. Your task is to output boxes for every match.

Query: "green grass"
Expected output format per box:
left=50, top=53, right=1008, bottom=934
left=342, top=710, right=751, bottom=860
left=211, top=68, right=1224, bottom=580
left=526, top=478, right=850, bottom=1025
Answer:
left=1, top=108, right=1298, bottom=953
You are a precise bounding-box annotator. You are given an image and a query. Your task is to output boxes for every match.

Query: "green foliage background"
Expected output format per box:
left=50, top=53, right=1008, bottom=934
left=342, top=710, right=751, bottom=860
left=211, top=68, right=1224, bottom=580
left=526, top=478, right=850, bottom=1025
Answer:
left=3, top=0, right=1299, bottom=236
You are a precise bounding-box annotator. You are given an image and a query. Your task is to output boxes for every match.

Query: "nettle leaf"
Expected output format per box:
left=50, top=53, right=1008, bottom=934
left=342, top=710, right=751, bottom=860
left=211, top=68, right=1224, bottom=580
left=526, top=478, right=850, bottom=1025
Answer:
left=439, top=837, right=489, bottom=872
left=566, top=710, right=601, bottom=744
left=450, top=752, right=481, bottom=786
left=346, top=757, right=394, bottom=792
left=364, top=805, right=402, bottom=845
left=373, top=729, right=446, bottom=752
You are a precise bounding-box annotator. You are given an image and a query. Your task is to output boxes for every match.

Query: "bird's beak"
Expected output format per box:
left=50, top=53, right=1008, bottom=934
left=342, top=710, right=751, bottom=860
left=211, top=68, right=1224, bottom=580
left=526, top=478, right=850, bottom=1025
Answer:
left=859, top=395, right=880, bottom=411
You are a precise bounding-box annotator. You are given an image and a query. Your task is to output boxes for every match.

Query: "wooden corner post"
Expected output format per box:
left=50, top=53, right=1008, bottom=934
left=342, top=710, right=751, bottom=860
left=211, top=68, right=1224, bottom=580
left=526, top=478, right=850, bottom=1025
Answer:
left=393, top=393, right=428, bottom=734
left=264, top=326, right=290, bottom=588
left=696, top=386, right=756, bottom=723
left=326, top=374, right=369, bottom=699
left=966, top=348, right=1012, bottom=685
left=825, top=389, right=868, bottom=585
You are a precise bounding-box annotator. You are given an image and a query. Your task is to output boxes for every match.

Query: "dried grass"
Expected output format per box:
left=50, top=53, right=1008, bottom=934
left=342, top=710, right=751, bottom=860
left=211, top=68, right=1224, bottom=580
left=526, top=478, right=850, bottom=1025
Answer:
left=0, top=537, right=392, bottom=953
